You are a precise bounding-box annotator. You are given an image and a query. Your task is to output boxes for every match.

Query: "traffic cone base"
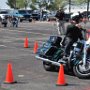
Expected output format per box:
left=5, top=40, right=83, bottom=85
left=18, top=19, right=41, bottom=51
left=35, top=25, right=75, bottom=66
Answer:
left=56, top=83, right=68, bottom=86
left=4, top=81, right=17, bottom=84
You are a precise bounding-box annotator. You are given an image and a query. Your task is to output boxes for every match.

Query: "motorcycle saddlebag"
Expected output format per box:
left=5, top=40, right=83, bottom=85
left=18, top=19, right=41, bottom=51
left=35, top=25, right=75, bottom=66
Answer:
left=37, top=42, right=58, bottom=59
left=36, top=36, right=62, bottom=59
left=47, top=36, right=62, bottom=47
left=51, top=48, right=63, bottom=62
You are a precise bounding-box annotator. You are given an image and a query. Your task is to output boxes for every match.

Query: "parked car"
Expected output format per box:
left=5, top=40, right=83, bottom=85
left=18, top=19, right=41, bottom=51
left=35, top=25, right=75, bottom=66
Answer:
left=47, top=13, right=56, bottom=21
left=81, top=11, right=90, bottom=17
left=71, top=12, right=79, bottom=18
left=31, top=13, right=40, bottom=20
left=9, top=12, right=23, bottom=18
left=18, top=10, right=32, bottom=22
left=64, top=13, right=71, bottom=22
left=8, top=10, right=23, bottom=18
left=0, top=10, right=9, bottom=19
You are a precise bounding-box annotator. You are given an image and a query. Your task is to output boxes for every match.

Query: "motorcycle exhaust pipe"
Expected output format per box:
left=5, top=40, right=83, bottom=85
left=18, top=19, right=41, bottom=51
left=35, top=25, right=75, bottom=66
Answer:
left=35, top=55, right=60, bottom=66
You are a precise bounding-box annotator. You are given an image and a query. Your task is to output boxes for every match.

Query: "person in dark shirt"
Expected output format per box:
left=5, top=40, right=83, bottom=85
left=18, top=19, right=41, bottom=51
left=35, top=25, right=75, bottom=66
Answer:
left=78, top=11, right=83, bottom=20
left=62, top=15, right=84, bottom=58
left=11, top=16, right=18, bottom=27
left=55, top=8, right=65, bottom=35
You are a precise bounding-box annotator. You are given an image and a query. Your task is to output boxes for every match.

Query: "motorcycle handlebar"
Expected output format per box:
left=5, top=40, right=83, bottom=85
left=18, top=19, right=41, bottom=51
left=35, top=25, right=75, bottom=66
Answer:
left=80, top=28, right=86, bottom=32
left=81, top=28, right=90, bottom=34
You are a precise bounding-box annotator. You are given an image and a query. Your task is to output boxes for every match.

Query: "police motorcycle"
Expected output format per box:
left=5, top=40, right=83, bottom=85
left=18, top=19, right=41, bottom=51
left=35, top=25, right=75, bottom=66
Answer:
left=35, top=30, right=90, bottom=79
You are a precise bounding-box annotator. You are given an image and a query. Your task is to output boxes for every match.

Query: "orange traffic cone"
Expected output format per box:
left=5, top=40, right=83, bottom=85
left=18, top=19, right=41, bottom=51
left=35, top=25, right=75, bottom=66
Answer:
left=56, top=64, right=67, bottom=86
left=4, top=63, right=16, bottom=84
left=33, top=41, right=38, bottom=54
left=24, top=36, right=29, bottom=48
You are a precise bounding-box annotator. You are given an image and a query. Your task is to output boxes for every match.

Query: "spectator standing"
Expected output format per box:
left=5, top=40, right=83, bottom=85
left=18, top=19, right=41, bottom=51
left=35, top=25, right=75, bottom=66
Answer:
left=55, top=8, right=65, bottom=35
left=11, top=16, right=18, bottom=27
left=1, top=16, right=8, bottom=27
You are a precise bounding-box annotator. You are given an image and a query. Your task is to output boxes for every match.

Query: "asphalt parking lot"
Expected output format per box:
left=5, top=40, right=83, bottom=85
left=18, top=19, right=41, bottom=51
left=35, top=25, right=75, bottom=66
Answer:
left=0, top=21, right=90, bottom=90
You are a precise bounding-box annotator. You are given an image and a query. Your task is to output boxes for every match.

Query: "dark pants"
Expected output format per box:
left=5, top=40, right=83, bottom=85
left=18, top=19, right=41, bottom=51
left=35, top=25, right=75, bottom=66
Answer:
left=12, top=20, right=18, bottom=27
left=63, top=37, right=77, bottom=56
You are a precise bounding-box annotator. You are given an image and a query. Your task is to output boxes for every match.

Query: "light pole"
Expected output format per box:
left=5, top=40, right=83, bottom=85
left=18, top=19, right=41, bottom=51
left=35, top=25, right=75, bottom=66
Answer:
left=14, top=0, right=16, bottom=9
left=24, top=0, right=28, bottom=10
left=87, top=0, right=89, bottom=18
left=69, top=0, right=71, bottom=14
left=38, top=0, right=43, bottom=21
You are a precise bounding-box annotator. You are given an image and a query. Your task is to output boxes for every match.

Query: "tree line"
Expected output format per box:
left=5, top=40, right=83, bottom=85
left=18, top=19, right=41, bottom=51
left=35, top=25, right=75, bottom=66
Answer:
left=6, top=0, right=90, bottom=11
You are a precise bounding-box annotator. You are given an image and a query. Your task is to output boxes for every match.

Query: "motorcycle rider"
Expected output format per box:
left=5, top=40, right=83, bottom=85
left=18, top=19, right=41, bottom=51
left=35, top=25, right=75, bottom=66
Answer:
left=62, top=15, right=84, bottom=59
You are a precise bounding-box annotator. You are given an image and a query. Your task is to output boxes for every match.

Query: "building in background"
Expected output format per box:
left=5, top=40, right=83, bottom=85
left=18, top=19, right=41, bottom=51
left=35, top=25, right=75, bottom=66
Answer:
left=64, top=3, right=90, bottom=13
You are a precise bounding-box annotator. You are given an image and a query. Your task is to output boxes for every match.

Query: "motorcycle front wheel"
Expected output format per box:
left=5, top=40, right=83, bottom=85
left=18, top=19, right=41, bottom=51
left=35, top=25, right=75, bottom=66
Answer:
left=73, top=60, right=90, bottom=79
left=43, top=61, right=57, bottom=71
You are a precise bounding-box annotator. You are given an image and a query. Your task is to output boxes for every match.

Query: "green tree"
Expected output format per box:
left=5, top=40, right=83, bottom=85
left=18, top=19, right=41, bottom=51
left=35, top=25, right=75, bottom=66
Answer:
left=29, top=0, right=37, bottom=10
left=16, top=0, right=31, bottom=9
left=75, top=0, right=90, bottom=17
left=31, top=0, right=37, bottom=3
left=54, top=0, right=66, bottom=10
left=75, top=0, right=87, bottom=4
left=30, top=0, right=66, bottom=11
left=6, top=0, right=31, bottom=9
left=16, top=0, right=25, bottom=9
left=30, top=4, right=37, bottom=10
left=6, top=0, right=16, bottom=9
left=43, top=0, right=67, bottom=10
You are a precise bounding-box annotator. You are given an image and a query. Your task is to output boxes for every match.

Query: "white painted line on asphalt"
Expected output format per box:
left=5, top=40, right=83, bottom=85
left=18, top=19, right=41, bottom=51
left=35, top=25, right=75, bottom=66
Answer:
left=2, top=28, right=50, bottom=36
left=0, top=45, right=7, bottom=47
left=3, top=40, right=13, bottom=42
left=18, top=75, right=24, bottom=77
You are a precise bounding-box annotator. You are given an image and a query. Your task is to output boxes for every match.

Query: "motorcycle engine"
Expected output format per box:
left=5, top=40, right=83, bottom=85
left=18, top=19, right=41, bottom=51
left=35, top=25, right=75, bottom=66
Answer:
left=73, top=42, right=84, bottom=59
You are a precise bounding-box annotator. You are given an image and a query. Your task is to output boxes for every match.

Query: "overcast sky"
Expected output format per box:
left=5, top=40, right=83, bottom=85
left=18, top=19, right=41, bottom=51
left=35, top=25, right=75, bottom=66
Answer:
left=0, top=0, right=10, bottom=9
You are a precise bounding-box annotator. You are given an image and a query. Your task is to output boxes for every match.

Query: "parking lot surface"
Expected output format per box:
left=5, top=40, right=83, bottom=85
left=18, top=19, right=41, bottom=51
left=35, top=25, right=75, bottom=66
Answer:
left=0, top=21, right=90, bottom=90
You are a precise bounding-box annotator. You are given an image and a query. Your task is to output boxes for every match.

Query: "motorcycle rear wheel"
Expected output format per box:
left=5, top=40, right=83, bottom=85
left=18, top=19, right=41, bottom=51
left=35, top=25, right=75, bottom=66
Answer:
left=73, top=60, right=90, bottom=79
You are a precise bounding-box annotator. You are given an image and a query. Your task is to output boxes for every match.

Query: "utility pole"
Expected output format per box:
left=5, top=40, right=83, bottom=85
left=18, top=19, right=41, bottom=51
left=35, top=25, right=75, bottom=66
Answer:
left=24, top=0, right=28, bottom=10
left=15, top=0, right=16, bottom=9
left=87, top=0, right=89, bottom=18
left=69, top=0, right=71, bottom=14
